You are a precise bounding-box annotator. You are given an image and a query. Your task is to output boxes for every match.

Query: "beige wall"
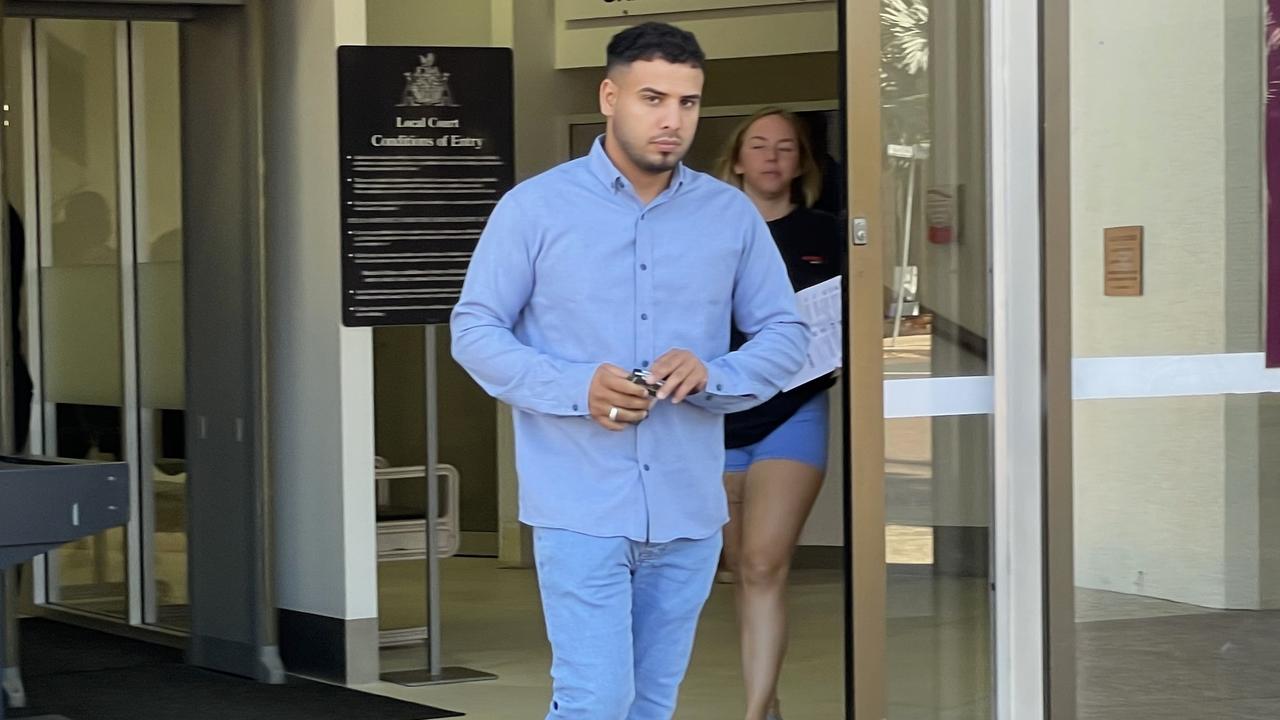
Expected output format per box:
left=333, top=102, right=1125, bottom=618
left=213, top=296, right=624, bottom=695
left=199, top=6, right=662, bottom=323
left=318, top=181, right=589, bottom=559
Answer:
left=1075, top=396, right=1231, bottom=606
left=1070, top=0, right=1276, bottom=609
left=1070, top=0, right=1263, bottom=357
left=367, top=0, right=495, bottom=47
left=552, top=0, right=837, bottom=69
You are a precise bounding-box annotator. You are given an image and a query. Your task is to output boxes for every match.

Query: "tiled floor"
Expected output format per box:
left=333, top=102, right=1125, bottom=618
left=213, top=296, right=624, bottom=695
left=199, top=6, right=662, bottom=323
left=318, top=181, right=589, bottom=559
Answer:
left=370, top=559, right=1280, bottom=720
left=367, top=558, right=990, bottom=719
left=1076, top=604, right=1280, bottom=720
left=34, top=521, right=1280, bottom=718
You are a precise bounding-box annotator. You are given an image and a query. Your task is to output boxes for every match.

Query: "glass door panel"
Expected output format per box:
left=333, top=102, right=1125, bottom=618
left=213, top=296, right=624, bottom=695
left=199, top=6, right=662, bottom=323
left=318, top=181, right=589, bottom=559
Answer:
left=886, top=415, right=991, bottom=719
left=19, top=16, right=187, bottom=630
left=36, top=17, right=130, bottom=620
left=132, top=20, right=187, bottom=630
left=846, top=1, right=995, bottom=717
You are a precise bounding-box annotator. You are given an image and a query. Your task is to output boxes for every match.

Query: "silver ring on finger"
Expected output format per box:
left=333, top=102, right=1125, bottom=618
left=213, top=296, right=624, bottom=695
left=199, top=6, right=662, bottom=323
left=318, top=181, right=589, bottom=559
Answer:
left=608, top=406, right=620, bottom=422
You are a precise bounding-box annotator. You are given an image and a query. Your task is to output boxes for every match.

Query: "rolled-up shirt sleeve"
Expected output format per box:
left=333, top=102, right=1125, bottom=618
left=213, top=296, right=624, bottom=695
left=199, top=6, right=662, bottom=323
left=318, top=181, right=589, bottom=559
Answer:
left=450, top=192, right=597, bottom=417
left=687, top=212, right=810, bottom=415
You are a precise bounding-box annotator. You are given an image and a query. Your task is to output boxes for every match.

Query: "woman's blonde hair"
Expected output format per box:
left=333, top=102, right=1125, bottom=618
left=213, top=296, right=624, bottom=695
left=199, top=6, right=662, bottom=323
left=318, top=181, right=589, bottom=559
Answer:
left=714, top=107, right=822, bottom=208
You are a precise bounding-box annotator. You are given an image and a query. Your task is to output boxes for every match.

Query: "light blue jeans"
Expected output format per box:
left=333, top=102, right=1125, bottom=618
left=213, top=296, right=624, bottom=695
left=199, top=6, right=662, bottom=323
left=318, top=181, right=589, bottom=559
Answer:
left=533, top=526, right=722, bottom=720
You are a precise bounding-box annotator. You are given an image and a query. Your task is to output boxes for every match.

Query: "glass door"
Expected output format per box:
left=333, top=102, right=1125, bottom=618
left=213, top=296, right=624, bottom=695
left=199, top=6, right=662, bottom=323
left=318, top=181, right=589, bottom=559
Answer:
left=131, top=19, right=187, bottom=631
left=843, top=1, right=1044, bottom=717
left=3, top=15, right=187, bottom=631
left=33, top=16, right=133, bottom=621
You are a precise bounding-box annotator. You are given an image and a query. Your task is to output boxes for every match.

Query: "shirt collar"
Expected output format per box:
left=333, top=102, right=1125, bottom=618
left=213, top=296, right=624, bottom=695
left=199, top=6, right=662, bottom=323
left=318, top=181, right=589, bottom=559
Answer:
left=587, top=134, right=687, bottom=198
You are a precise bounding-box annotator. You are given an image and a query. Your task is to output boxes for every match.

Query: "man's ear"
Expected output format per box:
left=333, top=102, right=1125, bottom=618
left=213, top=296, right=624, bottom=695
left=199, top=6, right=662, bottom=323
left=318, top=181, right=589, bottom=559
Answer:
left=599, top=77, right=618, bottom=118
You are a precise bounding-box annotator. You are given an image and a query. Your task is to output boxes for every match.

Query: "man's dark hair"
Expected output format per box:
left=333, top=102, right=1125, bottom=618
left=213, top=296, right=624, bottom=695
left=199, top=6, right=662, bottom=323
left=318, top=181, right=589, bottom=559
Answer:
left=606, top=22, right=705, bottom=74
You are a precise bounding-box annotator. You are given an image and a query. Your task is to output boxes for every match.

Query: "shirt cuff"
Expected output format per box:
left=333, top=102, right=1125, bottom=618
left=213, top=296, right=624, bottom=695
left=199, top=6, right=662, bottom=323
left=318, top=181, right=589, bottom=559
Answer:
left=703, top=365, right=736, bottom=397
left=561, top=362, right=598, bottom=417
left=688, top=365, right=755, bottom=413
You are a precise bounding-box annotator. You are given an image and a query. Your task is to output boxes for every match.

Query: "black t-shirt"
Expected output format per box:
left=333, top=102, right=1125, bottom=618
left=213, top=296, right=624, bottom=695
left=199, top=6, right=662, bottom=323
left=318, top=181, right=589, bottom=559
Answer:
left=725, top=206, right=842, bottom=449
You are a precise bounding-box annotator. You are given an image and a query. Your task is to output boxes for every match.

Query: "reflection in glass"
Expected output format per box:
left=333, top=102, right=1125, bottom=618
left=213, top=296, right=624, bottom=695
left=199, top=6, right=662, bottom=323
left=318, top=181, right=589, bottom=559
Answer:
left=133, top=21, right=188, bottom=629
left=880, top=0, right=989, bottom=379
left=886, top=414, right=991, bottom=719
left=878, top=3, right=993, bottom=711
left=38, top=18, right=128, bottom=619
left=4, top=20, right=34, bottom=458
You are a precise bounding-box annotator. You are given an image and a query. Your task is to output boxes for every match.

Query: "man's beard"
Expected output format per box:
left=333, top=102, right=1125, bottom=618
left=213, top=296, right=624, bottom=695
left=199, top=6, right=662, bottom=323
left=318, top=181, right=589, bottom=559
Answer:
left=617, top=130, right=686, bottom=174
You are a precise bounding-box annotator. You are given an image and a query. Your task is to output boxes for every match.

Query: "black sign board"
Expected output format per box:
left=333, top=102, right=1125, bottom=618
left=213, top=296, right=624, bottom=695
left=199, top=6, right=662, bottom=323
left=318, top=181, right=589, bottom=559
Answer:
left=338, top=46, right=514, bottom=327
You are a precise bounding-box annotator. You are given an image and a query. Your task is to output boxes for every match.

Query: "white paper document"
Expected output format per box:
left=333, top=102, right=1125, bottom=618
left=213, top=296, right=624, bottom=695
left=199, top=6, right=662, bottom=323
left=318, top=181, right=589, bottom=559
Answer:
left=783, top=276, right=843, bottom=392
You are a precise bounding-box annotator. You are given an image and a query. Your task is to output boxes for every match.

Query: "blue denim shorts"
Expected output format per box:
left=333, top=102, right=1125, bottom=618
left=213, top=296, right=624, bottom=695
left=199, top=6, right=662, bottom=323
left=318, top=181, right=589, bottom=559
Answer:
left=724, top=391, right=830, bottom=473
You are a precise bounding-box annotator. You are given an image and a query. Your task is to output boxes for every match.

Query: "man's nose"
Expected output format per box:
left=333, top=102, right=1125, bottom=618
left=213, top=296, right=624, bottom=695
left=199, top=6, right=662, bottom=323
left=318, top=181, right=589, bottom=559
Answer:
left=659, top=104, right=680, bottom=131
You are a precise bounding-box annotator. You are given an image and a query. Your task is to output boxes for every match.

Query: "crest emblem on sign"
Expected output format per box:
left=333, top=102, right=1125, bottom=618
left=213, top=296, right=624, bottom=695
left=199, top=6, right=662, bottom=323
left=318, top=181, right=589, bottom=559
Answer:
left=398, top=52, right=457, bottom=107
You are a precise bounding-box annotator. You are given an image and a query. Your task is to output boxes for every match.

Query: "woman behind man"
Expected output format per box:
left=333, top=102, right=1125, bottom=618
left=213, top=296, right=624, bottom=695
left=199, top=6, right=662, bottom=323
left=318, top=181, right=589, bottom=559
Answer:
left=715, top=107, right=841, bottom=720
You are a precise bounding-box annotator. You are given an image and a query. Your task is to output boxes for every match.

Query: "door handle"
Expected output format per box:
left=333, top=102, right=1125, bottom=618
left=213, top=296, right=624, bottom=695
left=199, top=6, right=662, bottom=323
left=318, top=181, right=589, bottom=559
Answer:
left=851, top=216, right=869, bottom=246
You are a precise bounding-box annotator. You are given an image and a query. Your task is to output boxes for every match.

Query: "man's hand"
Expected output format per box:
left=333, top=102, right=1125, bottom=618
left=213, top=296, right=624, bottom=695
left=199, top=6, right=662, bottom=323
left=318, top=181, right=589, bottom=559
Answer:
left=589, top=364, right=654, bottom=431
left=650, top=349, right=708, bottom=404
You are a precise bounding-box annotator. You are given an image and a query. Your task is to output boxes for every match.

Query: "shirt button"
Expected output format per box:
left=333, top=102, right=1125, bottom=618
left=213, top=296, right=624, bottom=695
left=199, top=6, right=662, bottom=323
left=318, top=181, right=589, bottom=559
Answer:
left=716, top=384, right=724, bottom=391
left=572, top=404, right=579, bottom=411
left=641, top=360, right=650, bottom=367
left=640, top=264, right=648, bottom=271
left=643, top=464, right=651, bottom=471
left=641, top=313, right=649, bottom=320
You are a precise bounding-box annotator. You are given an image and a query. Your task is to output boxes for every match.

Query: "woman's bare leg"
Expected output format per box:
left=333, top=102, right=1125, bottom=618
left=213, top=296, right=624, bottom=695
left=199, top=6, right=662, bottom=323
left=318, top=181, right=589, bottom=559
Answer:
left=735, top=459, right=824, bottom=720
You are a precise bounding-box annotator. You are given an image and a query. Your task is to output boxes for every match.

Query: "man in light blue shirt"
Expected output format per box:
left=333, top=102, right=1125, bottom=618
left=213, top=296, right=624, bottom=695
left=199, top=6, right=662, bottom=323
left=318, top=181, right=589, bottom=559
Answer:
left=451, top=22, right=808, bottom=720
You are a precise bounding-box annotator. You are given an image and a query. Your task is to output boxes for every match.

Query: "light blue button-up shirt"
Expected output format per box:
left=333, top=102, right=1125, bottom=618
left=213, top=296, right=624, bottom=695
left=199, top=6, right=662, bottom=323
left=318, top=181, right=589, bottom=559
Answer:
left=450, top=137, right=809, bottom=543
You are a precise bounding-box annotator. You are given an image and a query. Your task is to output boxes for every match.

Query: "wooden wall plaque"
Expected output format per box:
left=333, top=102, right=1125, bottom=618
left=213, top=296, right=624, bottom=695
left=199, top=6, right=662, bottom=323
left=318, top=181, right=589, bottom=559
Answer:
left=1104, top=226, right=1144, bottom=297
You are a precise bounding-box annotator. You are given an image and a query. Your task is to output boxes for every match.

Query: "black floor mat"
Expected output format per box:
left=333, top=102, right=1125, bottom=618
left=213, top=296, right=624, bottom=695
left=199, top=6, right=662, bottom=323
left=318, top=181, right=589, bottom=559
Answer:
left=17, top=618, right=182, bottom=677
left=9, top=619, right=462, bottom=720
